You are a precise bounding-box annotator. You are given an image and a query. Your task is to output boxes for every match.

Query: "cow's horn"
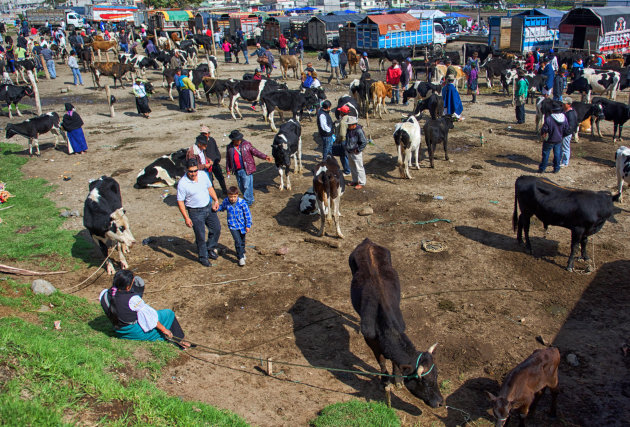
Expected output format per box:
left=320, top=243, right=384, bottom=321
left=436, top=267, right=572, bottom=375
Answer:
left=428, top=342, right=438, bottom=354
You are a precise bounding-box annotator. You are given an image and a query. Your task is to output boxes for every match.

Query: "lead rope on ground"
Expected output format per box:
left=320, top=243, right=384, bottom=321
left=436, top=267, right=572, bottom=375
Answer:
left=63, top=249, right=111, bottom=294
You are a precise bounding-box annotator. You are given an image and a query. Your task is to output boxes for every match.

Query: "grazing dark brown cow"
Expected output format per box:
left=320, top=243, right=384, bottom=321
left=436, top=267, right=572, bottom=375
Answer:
left=91, top=62, right=135, bottom=89
left=487, top=348, right=560, bottom=427
left=513, top=175, right=618, bottom=271
left=313, top=156, right=344, bottom=238
left=349, top=238, right=444, bottom=408
left=423, top=115, right=455, bottom=168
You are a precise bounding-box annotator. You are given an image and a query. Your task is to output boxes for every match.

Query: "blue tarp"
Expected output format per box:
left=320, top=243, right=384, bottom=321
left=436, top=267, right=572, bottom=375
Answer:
left=446, top=12, right=470, bottom=18
left=515, top=8, right=566, bottom=29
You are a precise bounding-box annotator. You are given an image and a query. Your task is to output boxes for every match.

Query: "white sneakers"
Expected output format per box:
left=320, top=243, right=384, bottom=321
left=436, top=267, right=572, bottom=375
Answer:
left=238, top=258, right=246, bottom=266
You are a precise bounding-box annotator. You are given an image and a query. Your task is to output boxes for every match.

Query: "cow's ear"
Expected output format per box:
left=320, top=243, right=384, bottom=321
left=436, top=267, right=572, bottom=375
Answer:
left=486, top=391, right=497, bottom=402
left=400, top=364, right=414, bottom=376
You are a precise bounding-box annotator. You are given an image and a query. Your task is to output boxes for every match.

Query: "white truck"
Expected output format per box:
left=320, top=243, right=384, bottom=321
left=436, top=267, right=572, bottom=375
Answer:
left=26, top=9, right=84, bottom=31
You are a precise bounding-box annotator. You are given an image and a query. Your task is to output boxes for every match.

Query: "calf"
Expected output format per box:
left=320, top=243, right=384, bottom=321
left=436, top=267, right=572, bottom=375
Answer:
left=88, top=40, right=118, bottom=53
left=162, top=68, right=178, bottom=101
left=570, top=101, right=604, bottom=142
left=393, top=115, right=422, bottom=178
left=261, top=87, right=324, bottom=132
left=487, top=348, right=559, bottom=427
left=299, top=187, right=319, bottom=215
left=15, top=59, right=37, bottom=84
left=370, top=81, right=393, bottom=119
left=271, top=119, right=303, bottom=190
left=83, top=176, right=136, bottom=275
left=402, top=81, right=441, bottom=106
left=430, top=64, right=466, bottom=89
left=591, top=96, right=630, bottom=142
left=5, top=112, right=63, bottom=157
left=412, top=93, right=443, bottom=120
left=615, top=146, right=630, bottom=202
left=135, top=148, right=187, bottom=188
left=0, top=84, right=34, bottom=118
left=349, top=72, right=375, bottom=117
left=349, top=238, right=444, bottom=408
left=119, top=54, right=159, bottom=76
left=91, top=62, right=135, bottom=89
left=227, top=79, right=288, bottom=120
left=201, top=76, right=234, bottom=106
left=513, top=175, right=618, bottom=271
left=313, top=156, right=344, bottom=238
left=279, top=54, right=302, bottom=80
left=462, top=43, right=496, bottom=63
left=423, top=115, right=455, bottom=168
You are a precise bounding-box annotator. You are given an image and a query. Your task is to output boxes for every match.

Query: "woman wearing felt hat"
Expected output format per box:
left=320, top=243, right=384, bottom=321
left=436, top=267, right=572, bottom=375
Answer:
left=225, top=130, right=272, bottom=206
left=60, top=103, right=87, bottom=154
left=133, top=78, right=151, bottom=119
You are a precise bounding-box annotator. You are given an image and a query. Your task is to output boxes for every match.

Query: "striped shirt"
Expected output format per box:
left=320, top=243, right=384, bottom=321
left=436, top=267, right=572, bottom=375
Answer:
left=218, top=197, right=252, bottom=233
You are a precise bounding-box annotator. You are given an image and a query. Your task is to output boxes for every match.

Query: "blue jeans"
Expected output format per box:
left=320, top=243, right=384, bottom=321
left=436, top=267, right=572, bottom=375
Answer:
left=187, top=204, right=221, bottom=261
left=230, top=229, right=246, bottom=260
left=46, top=59, right=56, bottom=78
left=236, top=169, right=254, bottom=206
left=560, top=134, right=572, bottom=166
left=242, top=49, right=249, bottom=64
left=539, top=142, right=562, bottom=173
left=120, top=43, right=128, bottom=53
left=71, top=67, right=83, bottom=85
left=331, top=144, right=350, bottom=174
left=321, top=135, right=334, bottom=160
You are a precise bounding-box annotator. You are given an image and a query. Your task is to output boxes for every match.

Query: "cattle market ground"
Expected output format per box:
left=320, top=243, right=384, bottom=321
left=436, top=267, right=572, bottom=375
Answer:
left=2, top=45, right=630, bottom=426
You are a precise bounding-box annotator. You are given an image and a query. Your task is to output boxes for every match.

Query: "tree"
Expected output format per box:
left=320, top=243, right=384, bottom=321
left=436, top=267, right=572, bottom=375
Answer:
left=143, top=0, right=203, bottom=8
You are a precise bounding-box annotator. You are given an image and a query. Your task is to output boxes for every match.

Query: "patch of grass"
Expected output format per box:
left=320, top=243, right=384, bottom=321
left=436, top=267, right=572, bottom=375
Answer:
left=439, top=379, right=452, bottom=394
left=0, top=103, right=30, bottom=113
left=0, top=143, right=92, bottom=266
left=0, top=280, right=249, bottom=426
left=438, top=299, right=457, bottom=312
left=311, top=400, right=400, bottom=427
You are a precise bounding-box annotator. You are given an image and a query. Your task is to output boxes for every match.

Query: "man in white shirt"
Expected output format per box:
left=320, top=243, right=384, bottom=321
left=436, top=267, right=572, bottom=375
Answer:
left=177, top=158, right=221, bottom=267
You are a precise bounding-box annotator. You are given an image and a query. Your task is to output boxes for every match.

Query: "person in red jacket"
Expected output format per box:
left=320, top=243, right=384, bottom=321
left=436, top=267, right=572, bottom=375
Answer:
left=525, top=52, right=535, bottom=73
left=278, top=34, right=287, bottom=55
left=225, top=130, right=272, bottom=206
left=386, top=59, right=402, bottom=104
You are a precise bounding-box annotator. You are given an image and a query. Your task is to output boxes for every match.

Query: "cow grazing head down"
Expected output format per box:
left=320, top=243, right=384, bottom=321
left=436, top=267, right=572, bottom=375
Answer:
left=106, top=207, right=136, bottom=250
left=401, top=343, right=444, bottom=408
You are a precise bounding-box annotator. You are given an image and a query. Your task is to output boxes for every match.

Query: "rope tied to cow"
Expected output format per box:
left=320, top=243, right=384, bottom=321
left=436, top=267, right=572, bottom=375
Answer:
left=63, top=249, right=112, bottom=294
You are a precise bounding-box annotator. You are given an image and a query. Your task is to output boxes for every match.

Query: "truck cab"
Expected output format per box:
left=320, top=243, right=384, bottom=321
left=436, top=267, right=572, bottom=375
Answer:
left=65, top=11, right=83, bottom=30
left=433, top=23, right=447, bottom=46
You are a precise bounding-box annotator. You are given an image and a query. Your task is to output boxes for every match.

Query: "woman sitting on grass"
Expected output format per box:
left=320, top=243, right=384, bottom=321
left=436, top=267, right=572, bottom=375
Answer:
left=99, top=270, right=193, bottom=349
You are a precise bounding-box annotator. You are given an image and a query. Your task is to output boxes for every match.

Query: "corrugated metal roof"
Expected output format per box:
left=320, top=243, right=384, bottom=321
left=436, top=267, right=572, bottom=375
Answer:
left=359, top=13, right=420, bottom=35
left=309, top=13, right=367, bottom=32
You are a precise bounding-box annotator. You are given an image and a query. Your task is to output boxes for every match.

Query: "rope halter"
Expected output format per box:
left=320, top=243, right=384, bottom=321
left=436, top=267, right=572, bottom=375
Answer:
left=406, top=352, right=435, bottom=379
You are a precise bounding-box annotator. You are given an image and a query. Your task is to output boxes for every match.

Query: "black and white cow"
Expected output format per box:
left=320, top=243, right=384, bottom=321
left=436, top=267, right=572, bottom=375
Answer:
left=15, top=59, right=37, bottom=84
left=271, top=119, right=303, bottom=190
left=566, top=69, right=621, bottom=103
left=481, top=57, right=514, bottom=90
left=313, top=156, right=345, bottom=238
left=0, top=84, right=34, bottom=118
left=83, top=176, right=136, bottom=275
left=335, top=95, right=360, bottom=120
left=118, top=54, right=159, bottom=76
left=412, top=93, right=443, bottom=120
left=299, top=187, right=319, bottom=215
left=591, top=96, right=630, bottom=142
left=615, top=146, right=630, bottom=203
left=261, top=87, right=325, bottom=132
left=402, top=81, right=441, bottom=105
left=135, top=148, right=188, bottom=188
left=349, top=72, right=376, bottom=117
left=513, top=175, right=617, bottom=271
left=5, top=112, right=63, bottom=157
left=423, top=115, right=455, bottom=168
left=393, top=115, right=422, bottom=179
left=227, top=79, right=288, bottom=120
left=201, top=76, right=235, bottom=106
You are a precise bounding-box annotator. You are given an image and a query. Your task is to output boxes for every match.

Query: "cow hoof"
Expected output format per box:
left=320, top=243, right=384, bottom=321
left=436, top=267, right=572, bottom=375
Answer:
left=317, top=230, right=324, bottom=237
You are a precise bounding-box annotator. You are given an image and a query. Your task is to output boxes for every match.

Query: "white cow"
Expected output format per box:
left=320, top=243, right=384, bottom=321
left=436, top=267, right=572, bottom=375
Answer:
left=393, top=115, right=422, bottom=179
left=615, top=146, right=630, bottom=203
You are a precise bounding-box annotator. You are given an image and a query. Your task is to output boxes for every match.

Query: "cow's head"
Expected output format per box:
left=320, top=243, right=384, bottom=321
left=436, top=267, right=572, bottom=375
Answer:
left=23, top=85, right=34, bottom=97
left=400, top=343, right=444, bottom=408
left=384, top=83, right=393, bottom=98
left=144, top=82, right=155, bottom=94
left=272, top=135, right=291, bottom=167
left=105, top=207, right=136, bottom=249
left=486, top=392, right=511, bottom=427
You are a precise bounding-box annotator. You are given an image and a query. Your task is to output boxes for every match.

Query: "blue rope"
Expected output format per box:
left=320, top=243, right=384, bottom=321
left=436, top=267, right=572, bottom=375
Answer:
left=406, top=352, right=434, bottom=379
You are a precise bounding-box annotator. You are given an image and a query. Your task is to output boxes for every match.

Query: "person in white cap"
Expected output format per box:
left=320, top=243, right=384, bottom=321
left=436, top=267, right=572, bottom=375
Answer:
left=342, top=116, right=368, bottom=189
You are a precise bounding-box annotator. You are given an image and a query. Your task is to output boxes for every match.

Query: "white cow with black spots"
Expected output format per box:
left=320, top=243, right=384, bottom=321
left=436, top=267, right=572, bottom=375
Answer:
left=616, top=146, right=630, bottom=202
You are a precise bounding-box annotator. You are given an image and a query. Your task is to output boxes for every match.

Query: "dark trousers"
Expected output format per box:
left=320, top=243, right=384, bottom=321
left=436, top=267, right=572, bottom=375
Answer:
left=187, top=204, right=221, bottom=261
left=230, top=229, right=246, bottom=260
left=170, top=316, right=185, bottom=338
left=515, top=104, right=525, bottom=123
left=212, top=162, right=228, bottom=195
left=331, top=144, right=350, bottom=174
left=539, top=142, right=562, bottom=173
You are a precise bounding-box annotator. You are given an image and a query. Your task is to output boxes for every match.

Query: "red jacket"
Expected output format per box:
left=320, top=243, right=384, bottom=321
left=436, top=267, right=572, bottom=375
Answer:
left=279, top=35, right=287, bottom=48
left=386, top=65, right=402, bottom=85
left=226, top=140, right=268, bottom=175
left=525, top=55, right=535, bottom=72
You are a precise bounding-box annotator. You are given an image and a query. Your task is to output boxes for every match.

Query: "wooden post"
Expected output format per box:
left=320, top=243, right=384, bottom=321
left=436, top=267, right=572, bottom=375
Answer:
left=105, top=51, right=110, bottom=62
left=587, top=40, right=591, bottom=57
left=27, top=70, right=41, bottom=115
left=512, top=75, right=515, bottom=107
left=209, top=20, right=217, bottom=57
left=479, top=131, right=484, bottom=147
left=180, top=25, right=184, bottom=41
left=154, top=28, right=159, bottom=48
left=39, top=55, right=50, bottom=79
left=384, top=383, right=393, bottom=408
left=105, top=85, right=115, bottom=118
left=266, top=358, right=273, bottom=376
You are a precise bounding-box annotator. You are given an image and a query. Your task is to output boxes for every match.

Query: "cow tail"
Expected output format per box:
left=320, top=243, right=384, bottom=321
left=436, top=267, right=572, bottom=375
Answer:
left=512, top=184, right=519, bottom=233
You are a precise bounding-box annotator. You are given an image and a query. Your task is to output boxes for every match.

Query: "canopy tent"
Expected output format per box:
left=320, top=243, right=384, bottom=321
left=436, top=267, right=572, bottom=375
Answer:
left=446, top=12, right=470, bottom=18
left=160, top=10, right=194, bottom=22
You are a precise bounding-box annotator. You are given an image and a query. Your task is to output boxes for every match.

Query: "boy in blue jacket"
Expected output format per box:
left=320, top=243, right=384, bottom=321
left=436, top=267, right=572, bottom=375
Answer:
left=218, top=186, right=252, bottom=266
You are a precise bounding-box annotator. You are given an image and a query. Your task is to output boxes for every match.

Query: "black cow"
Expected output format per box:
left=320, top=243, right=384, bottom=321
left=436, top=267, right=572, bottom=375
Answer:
left=261, top=87, right=325, bottom=132
left=403, top=81, right=441, bottom=106
left=271, top=119, right=303, bottom=191
left=0, top=84, right=34, bottom=118
left=201, top=77, right=235, bottom=106
left=512, top=175, right=618, bottom=271
left=83, top=176, right=136, bottom=275
left=501, top=70, right=545, bottom=102
left=423, top=115, right=454, bottom=168
left=535, top=97, right=564, bottom=133
left=317, top=50, right=330, bottom=72
left=413, top=93, right=443, bottom=120
left=135, top=148, right=187, bottom=188
left=462, top=43, right=496, bottom=63
left=591, top=96, right=630, bottom=142
left=349, top=72, right=375, bottom=117
left=349, top=238, right=444, bottom=408
left=5, top=112, right=63, bottom=157
left=192, top=34, right=213, bottom=53
left=374, top=47, right=413, bottom=71
left=227, top=79, right=288, bottom=120
left=335, top=95, right=360, bottom=120
left=571, top=101, right=604, bottom=142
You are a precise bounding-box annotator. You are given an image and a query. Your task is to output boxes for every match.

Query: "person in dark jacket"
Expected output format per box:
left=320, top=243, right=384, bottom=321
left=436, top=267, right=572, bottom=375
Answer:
left=560, top=97, right=578, bottom=168
left=540, top=58, right=554, bottom=98
left=317, top=100, right=335, bottom=160
left=100, top=270, right=192, bottom=348
left=539, top=103, right=570, bottom=173
left=553, top=66, right=567, bottom=102
left=225, top=130, right=272, bottom=206
left=61, top=103, right=87, bottom=154
left=343, top=116, right=368, bottom=189
left=339, top=49, right=348, bottom=79
left=199, top=125, right=228, bottom=196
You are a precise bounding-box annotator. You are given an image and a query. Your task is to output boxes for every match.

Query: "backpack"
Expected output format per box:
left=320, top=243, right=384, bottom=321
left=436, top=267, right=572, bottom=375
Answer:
left=303, top=75, right=313, bottom=88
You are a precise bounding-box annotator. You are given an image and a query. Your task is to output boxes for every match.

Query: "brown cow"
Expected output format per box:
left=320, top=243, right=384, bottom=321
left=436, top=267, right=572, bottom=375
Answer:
left=347, top=48, right=359, bottom=75
left=370, top=81, right=393, bottom=119
left=432, top=64, right=466, bottom=89
left=279, top=55, right=302, bottom=80
left=88, top=40, right=118, bottom=53
left=487, top=347, right=560, bottom=427
left=91, top=62, right=135, bottom=89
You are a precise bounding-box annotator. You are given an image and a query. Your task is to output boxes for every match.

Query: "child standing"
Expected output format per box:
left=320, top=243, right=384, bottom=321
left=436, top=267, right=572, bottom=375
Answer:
left=218, top=186, right=252, bottom=266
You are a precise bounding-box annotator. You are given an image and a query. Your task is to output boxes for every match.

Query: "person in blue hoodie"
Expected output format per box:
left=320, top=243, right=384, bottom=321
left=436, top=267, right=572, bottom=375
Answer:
left=539, top=103, right=570, bottom=173
left=442, top=76, right=464, bottom=120
left=541, top=57, right=555, bottom=98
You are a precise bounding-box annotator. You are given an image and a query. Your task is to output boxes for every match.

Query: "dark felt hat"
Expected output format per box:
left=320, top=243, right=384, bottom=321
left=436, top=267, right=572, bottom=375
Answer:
left=64, top=103, right=74, bottom=111
left=229, top=130, right=244, bottom=140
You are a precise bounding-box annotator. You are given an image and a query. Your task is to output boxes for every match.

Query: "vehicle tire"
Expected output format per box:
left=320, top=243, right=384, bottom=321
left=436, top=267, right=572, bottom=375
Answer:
left=433, top=44, right=443, bottom=56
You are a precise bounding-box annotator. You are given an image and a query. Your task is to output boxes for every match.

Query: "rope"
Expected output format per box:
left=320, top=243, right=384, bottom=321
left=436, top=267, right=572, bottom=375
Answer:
left=63, top=249, right=111, bottom=294
left=176, top=271, right=287, bottom=289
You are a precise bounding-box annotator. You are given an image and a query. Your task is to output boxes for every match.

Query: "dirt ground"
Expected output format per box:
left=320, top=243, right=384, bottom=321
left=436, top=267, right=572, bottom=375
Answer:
left=4, top=44, right=630, bottom=426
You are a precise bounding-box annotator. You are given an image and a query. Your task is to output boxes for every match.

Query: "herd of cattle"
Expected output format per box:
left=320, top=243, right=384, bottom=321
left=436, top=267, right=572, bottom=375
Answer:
left=2, top=35, right=630, bottom=424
